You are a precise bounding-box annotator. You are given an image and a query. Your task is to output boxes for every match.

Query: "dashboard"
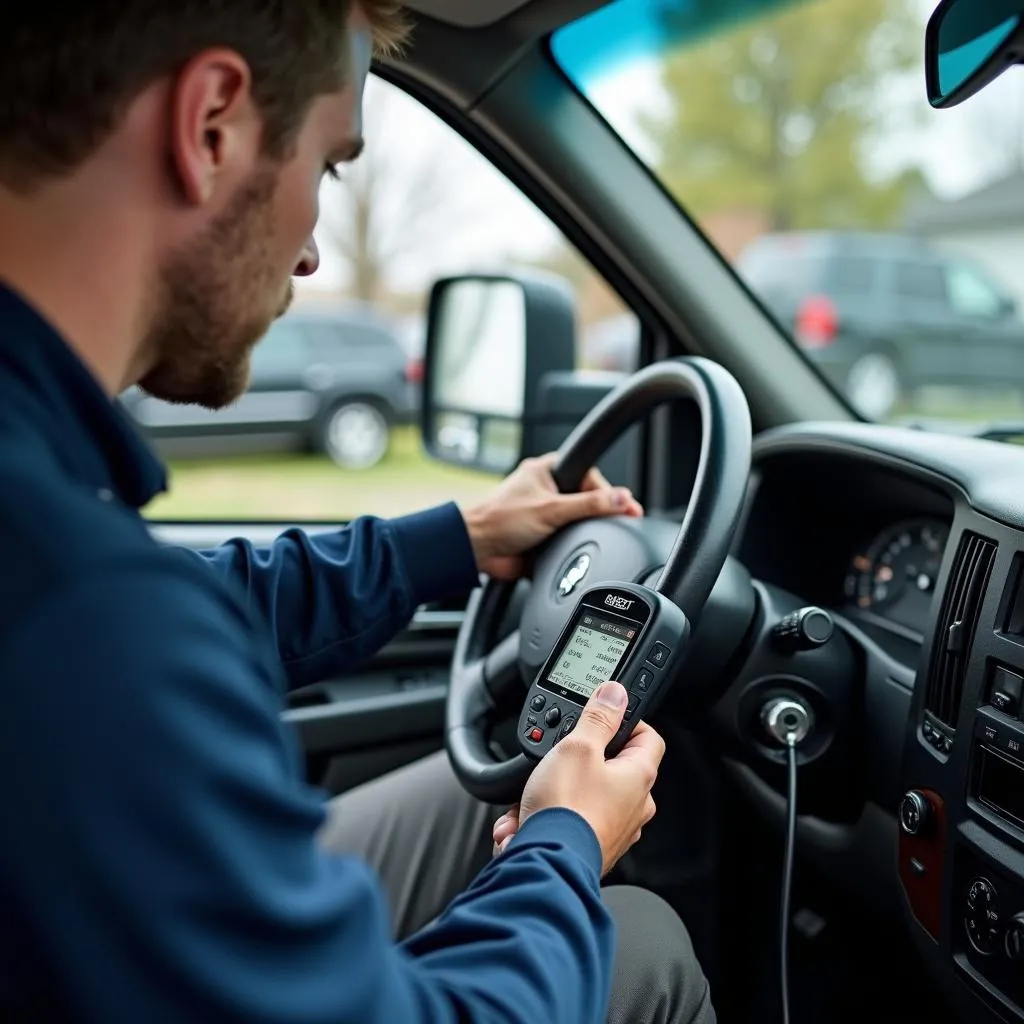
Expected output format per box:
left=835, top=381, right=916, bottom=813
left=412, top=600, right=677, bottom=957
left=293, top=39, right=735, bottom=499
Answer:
left=721, top=421, right=1024, bottom=1024
left=736, top=447, right=954, bottom=658
left=737, top=444, right=958, bottom=675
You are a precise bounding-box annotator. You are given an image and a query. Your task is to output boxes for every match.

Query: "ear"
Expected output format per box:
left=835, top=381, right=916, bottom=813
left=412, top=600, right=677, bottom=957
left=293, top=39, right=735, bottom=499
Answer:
left=167, top=49, right=260, bottom=206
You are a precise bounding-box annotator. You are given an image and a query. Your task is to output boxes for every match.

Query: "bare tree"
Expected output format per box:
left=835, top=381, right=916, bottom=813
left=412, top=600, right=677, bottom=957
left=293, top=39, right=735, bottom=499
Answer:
left=321, top=80, right=481, bottom=303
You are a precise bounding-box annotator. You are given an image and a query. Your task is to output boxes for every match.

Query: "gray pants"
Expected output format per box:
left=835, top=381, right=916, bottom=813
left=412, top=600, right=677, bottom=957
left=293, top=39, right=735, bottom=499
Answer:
left=320, top=750, right=716, bottom=1024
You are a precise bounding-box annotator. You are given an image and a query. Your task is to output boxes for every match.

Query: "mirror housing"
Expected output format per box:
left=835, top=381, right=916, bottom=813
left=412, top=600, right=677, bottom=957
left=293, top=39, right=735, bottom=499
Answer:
left=421, top=271, right=577, bottom=474
left=925, top=0, right=1024, bottom=109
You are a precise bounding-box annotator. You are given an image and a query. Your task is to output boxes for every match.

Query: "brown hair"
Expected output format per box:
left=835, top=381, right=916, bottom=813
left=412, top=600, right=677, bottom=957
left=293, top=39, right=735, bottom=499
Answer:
left=0, top=2, right=410, bottom=191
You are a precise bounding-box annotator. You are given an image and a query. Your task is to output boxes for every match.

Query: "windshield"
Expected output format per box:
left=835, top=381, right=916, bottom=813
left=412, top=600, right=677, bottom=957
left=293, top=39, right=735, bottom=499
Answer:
left=553, top=0, right=1024, bottom=435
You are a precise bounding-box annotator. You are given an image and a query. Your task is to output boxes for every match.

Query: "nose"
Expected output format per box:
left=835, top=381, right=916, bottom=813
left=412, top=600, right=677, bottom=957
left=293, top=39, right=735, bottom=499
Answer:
left=294, top=235, right=320, bottom=277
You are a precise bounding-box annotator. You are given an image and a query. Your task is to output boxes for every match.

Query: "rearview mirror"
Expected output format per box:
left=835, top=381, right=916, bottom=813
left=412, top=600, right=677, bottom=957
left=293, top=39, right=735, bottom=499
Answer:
left=422, top=272, right=576, bottom=474
left=926, top=0, right=1024, bottom=108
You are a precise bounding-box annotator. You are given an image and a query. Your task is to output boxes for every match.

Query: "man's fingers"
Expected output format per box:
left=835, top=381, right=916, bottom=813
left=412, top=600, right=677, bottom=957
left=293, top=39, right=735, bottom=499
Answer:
left=537, top=456, right=643, bottom=525
left=616, top=719, right=666, bottom=756
left=628, top=797, right=657, bottom=848
left=545, top=486, right=635, bottom=528
left=580, top=466, right=612, bottom=492
left=492, top=807, right=520, bottom=846
left=572, top=681, right=628, bottom=745
left=612, top=720, right=667, bottom=777
left=578, top=467, right=643, bottom=516
left=643, top=794, right=656, bottom=825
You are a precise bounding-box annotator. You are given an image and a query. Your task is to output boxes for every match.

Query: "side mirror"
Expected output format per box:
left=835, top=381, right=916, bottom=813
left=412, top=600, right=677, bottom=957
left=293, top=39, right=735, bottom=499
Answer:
left=421, top=272, right=576, bottom=474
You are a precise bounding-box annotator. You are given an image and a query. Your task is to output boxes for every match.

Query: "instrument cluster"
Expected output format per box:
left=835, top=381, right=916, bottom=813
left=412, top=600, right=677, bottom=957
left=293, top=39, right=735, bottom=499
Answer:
left=841, top=517, right=949, bottom=637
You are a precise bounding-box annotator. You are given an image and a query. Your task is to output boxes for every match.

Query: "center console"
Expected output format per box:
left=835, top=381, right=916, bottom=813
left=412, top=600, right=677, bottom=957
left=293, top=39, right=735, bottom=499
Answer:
left=901, top=524, right=1024, bottom=1021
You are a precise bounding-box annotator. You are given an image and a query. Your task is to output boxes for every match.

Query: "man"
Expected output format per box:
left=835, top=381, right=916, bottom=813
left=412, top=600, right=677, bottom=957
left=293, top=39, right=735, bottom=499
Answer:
left=0, top=3, right=715, bottom=1023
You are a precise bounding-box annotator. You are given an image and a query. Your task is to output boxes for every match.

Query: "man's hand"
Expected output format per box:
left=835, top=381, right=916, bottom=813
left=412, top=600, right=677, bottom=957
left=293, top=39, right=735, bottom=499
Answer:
left=460, top=454, right=643, bottom=580
left=493, top=681, right=665, bottom=876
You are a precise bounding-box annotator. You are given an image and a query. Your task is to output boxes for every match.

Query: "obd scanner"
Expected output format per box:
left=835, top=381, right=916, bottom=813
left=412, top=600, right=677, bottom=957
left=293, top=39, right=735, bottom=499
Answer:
left=518, top=582, right=689, bottom=759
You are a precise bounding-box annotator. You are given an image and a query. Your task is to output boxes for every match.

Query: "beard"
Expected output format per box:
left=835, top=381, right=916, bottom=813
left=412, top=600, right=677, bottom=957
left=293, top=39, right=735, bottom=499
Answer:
left=138, top=165, right=295, bottom=410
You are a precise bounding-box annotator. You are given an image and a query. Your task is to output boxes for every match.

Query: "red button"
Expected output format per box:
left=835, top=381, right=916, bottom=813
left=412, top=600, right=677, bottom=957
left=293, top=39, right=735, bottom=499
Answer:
left=528, top=727, right=544, bottom=742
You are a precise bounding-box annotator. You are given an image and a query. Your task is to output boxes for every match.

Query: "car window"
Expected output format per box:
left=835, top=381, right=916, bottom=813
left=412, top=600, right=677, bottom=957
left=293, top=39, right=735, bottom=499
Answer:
left=554, top=0, right=1024, bottom=427
left=894, top=262, right=948, bottom=305
left=250, top=319, right=310, bottom=375
left=308, top=320, right=398, bottom=355
left=825, top=257, right=877, bottom=296
left=946, top=262, right=1006, bottom=318
left=142, top=77, right=639, bottom=522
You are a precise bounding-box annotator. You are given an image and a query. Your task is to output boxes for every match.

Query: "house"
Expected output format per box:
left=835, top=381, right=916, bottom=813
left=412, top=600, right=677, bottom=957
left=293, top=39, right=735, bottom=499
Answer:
left=904, top=172, right=1024, bottom=307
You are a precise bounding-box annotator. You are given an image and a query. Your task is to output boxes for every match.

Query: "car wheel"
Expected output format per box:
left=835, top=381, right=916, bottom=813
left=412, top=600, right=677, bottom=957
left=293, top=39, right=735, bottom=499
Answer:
left=845, top=352, right=901, bottom=420
left=320, top=401, right=390, bottom=470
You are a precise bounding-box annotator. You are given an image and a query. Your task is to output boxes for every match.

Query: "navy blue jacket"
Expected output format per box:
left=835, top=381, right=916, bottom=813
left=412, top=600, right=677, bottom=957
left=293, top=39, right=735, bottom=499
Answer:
left=0, top=284, right=614, bottom=1023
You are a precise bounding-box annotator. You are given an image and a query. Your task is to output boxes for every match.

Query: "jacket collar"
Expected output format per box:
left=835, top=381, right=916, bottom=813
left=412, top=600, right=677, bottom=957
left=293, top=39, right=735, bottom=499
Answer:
left=0, top=282, right=167, bottom=508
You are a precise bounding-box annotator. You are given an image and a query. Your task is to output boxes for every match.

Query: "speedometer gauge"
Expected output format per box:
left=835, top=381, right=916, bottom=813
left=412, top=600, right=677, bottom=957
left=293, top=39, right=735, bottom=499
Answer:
left=843, top=518, right=949, bottom=630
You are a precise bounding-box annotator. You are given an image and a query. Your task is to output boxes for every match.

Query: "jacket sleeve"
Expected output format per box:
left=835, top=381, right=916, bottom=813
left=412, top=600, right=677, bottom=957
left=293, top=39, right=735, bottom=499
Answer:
left=188, top=502, right=480, bottom=689
left=0, top=558, right=615, bottom=1024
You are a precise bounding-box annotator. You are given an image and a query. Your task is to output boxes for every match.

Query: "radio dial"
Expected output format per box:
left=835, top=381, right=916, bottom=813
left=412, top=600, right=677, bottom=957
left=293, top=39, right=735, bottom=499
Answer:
left=899, top=790, right=934, bottom=836
left=965, top=876, right=1001, bottom=955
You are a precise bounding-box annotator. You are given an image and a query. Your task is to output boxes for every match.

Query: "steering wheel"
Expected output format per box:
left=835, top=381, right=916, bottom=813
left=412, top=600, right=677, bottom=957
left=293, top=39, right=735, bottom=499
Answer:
left=445, top=357, right=753, bottom=803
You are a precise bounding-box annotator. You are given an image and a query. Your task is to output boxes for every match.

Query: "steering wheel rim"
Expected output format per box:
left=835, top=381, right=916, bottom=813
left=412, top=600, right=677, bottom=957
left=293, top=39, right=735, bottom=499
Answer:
left=446, top=357, right=752, bottom=803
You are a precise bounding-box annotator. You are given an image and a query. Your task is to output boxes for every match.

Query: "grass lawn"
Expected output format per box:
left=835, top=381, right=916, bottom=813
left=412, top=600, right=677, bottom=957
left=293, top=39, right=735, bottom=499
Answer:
left=145, top=427, right=497, bottom=521
left=895, top=386, right=1024, bottom=423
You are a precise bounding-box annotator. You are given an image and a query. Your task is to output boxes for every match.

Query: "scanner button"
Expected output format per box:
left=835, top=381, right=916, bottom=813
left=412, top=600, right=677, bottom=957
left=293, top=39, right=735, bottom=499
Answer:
left=631, top=668, right=655, bottom=693
left=646, top=642, right=671, bottom=669
left=530, top=694, right=546, bottom=712
left=544, top=706, right=562, bottom=727
left=624, top=693, right=641, bottom=721
left=526, top=727, right=544, bottom=743
left=558, top=716, right=576, bottom=739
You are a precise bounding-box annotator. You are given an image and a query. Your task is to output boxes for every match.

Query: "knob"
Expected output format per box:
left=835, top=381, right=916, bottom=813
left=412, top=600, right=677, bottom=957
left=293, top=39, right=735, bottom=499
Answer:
left=966, top=877, right=1001, bottom=955
left=1006, top=914, right=1024, bottom=960
left=773, top=607, right=834, bottom=652
left=899, top=790, right=934, bottom=836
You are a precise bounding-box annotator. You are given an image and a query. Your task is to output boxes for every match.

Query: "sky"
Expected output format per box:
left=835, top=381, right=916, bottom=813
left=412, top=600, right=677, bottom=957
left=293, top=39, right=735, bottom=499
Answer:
left=299, top=0, right=1024, bottom=299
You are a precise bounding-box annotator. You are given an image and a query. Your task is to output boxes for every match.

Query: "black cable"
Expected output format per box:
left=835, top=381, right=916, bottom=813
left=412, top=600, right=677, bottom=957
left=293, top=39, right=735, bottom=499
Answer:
left=780, top=735, right=798, bottom=1024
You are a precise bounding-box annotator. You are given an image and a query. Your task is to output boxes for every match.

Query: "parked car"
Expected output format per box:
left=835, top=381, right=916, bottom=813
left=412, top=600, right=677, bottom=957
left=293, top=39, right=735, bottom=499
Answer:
left=121, top=306, right=421, bottom=469
left=736, top=230, right=1024, bottom=419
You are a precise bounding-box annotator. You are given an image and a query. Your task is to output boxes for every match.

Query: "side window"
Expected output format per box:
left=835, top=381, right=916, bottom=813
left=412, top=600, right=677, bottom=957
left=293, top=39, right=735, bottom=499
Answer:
left=946, top=263, right=1006, bottom=318
left=824, top=256, right=876, bottom=296
left=144, top=77, right=639, bottom=522
left=894, top=262, right=948, bottom=305
left=249, top=319, right=309, bottom=376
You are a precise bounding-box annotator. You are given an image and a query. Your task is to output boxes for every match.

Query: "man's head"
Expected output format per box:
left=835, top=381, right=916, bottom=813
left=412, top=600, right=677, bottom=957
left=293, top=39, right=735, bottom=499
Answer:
left=0, top=2, right=408, bottom=408
left=926, top=0, right=1024, bottom=110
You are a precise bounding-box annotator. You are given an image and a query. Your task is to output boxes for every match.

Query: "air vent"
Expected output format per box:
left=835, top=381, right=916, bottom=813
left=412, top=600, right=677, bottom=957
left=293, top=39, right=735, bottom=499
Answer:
left=924, top=531, right=997, bottom=728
